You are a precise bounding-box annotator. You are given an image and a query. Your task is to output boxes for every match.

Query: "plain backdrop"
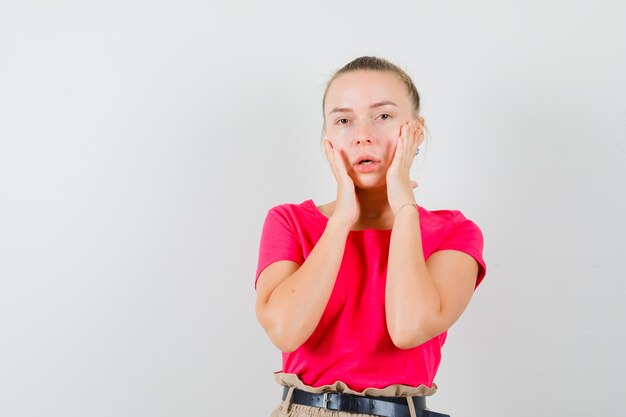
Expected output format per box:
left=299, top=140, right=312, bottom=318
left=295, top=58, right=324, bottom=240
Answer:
left=1, top=1, right=625, bottom=416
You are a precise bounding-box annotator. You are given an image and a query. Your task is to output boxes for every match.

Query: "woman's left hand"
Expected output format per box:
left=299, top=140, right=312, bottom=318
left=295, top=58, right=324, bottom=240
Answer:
left=386, top=118, right=425, bottom=214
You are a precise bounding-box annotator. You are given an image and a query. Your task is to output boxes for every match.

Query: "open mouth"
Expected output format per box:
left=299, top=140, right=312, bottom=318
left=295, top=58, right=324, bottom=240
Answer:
left=354, top=160, right=381, bottom=172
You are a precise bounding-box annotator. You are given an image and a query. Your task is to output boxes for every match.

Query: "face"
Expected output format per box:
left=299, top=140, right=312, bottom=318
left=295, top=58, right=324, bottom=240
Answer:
left=323, top=70, right=422, bottom=188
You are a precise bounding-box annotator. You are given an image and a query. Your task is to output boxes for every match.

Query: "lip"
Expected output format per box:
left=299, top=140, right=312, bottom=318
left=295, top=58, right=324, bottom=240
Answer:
left=354, top=160, right=381, bottom=173
left=353, top=154, right=381, bottom=165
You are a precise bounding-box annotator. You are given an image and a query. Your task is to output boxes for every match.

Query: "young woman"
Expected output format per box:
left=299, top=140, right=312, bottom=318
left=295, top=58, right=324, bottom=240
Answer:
left=255, top=56, right=487, bottom=417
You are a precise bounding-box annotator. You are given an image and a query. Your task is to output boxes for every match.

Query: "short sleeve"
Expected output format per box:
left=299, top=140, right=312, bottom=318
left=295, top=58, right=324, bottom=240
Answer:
left=436, top=212, right=487, bottom=290
left=255, top=207, right=304, bottom=290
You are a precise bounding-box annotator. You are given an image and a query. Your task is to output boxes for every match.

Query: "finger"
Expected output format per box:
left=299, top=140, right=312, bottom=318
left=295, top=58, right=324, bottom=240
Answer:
left=333, top=148, right=342, bottom=169
left=324, top=141, right=340, bottom=179
left=405, top=121, right=414, bottom=156
left=325, top=140, right=337, bottom=162
left=417, top=123, right=424, bottom=149
left=400, top=122, right=411, bottom=163
left=334, top=148, right=350, bottom=177
left=323, top=140, right=334, bottom=165
left=409, top=123, right=417, bottom=155
left=391, top=132, right=403, bottom=169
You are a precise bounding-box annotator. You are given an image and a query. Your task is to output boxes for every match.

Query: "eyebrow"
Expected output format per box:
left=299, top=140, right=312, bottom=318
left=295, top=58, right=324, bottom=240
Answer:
left=328, top=100, right=398, bottom=115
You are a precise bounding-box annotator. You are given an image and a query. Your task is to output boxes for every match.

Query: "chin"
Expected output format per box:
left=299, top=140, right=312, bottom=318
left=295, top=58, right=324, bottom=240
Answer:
left=354, top=177, right=387, bottom=189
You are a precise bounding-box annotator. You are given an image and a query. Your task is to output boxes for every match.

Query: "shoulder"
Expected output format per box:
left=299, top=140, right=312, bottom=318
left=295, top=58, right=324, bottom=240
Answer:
left=420, top=204, right=479, bottom=224
left=422, top=205, right=487, bottom=289
left=262, top=199, right=321, bottom=229
left=419, top=205, right=484, bottom=246
left=418, top=205, right=465, bottom=230
left=264, top=199, right=315, bottom=218
left=425, top=205, right=484, bottom=252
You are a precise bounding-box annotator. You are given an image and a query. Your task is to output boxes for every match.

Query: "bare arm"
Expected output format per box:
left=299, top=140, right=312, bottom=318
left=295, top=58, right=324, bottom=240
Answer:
left=255, top=217, right=351, bottom=352
left=386, top=205, right=478, bottom=349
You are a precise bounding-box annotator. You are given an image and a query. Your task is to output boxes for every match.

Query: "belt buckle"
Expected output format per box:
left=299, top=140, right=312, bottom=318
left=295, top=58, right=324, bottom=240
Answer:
left=322, top=392, right=330, bottom=409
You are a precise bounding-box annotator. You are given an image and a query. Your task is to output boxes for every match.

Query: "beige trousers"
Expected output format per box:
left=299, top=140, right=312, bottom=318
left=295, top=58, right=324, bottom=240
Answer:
left=269, top=372, right=436, bottom=417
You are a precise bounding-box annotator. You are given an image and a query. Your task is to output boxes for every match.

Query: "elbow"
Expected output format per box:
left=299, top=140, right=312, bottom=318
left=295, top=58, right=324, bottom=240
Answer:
left=270, top=327, right=303, bottom=353
left=256, top=307, right=305, bottom=353
left=390, top=331, right=427, bottom=350
left=388, top=320, right=437, bottom=350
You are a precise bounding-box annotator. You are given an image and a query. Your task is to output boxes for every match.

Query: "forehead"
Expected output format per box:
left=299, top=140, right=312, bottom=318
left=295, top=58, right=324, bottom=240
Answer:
left=325, top=70, right=410, bottom=112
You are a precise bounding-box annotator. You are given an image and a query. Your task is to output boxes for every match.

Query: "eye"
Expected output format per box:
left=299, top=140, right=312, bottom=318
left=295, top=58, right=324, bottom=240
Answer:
left=378, top=113, right=392, bottom=120
left=336, top=118, right=350, bottom=125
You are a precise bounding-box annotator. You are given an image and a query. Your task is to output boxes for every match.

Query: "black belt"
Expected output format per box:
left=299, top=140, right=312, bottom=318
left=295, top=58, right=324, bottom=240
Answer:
left=282, top=386, right=450, bottom=417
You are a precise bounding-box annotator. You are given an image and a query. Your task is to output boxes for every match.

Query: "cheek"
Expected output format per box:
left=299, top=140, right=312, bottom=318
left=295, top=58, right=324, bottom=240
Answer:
left=332, top=145, right=350, bottom=161
left=384, top=140, right=397, bottom=158
left=327, top=127, right=352, bottom=142
left=379, top=122, right=405, bottom=145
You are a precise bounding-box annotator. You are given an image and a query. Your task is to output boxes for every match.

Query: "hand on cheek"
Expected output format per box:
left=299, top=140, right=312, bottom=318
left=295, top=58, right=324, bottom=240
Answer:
left=386, top=120, right=423, bottom=213
left=322, top=139, right=360, bottom=227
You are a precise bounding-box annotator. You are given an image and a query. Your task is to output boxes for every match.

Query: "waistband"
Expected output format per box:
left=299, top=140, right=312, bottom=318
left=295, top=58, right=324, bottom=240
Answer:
left=273, top=371, right=438, bottom=397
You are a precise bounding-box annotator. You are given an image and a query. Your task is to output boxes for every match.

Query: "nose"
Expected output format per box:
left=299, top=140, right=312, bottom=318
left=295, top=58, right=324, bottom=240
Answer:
left=352, top=121, right=375, bottom=145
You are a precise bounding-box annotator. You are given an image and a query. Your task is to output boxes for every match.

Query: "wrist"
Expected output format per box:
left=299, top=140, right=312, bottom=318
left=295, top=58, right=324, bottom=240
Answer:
left=327, top=216, right=353, bottom=234
left=393, top=201, right=417, bottom=216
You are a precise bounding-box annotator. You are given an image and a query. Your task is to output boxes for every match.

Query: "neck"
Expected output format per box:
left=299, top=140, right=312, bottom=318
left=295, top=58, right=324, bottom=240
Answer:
left=354, top=185, right=393, bottom=220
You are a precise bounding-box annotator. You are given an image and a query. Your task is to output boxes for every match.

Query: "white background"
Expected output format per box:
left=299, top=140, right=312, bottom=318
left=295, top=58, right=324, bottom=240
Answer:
left=1, top=1, right=624, bottom=416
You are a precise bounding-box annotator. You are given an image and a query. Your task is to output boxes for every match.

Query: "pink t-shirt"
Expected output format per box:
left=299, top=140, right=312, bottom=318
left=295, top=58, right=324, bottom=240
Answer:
left=255, top=199, right=487, bottom=392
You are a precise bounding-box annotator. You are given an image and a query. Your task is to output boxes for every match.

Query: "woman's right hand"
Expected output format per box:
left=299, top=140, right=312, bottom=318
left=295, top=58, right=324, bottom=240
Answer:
left=323, top=139, right=360, bottom=228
